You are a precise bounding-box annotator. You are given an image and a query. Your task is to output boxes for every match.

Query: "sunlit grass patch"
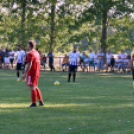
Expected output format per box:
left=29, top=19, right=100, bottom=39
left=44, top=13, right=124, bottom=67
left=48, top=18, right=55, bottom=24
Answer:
left=0, top=70, right=134, bottom=134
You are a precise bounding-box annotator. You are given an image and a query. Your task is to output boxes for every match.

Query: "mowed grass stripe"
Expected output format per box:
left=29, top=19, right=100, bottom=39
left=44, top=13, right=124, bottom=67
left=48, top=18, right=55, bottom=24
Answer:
left=0, top=70, right=134, bottom=134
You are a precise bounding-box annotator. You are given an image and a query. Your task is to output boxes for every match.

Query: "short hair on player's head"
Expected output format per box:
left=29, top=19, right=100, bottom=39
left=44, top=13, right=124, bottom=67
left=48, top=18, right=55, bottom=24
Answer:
left=28, top=40, right=36, bottom=48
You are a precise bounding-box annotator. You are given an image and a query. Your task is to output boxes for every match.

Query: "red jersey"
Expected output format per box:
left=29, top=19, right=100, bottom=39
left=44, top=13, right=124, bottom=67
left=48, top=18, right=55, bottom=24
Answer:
left=27, top=50, right=40, bottom=77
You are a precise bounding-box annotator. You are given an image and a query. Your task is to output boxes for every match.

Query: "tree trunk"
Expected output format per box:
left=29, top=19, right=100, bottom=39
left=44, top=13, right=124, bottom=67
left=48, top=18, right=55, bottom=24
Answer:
left=101, top=13, right=107, bottom=63
left=50, top=3, right=56, bottom=51
left=20, top=0, right=26, bottom=47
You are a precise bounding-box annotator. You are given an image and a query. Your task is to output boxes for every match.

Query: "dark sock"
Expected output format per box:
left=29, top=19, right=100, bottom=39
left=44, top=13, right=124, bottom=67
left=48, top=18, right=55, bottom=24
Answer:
left=17, top=72, right=19, bottom=78
left=73, top=73, right=76, bottom=82
left=68, top=73, right=71, bottom=82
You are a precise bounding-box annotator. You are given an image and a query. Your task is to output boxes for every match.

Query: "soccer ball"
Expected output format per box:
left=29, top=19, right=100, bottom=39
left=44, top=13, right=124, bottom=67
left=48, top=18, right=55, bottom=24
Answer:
left=54, top=81, right=60, bottom=85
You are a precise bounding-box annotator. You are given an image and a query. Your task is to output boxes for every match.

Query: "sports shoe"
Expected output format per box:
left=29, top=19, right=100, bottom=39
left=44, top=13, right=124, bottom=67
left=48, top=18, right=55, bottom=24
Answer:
left=17, top=78, right=20, bottom=81
left=29, top=103, right=37, bottom=107
left=39, top=101, right=44, bottom=106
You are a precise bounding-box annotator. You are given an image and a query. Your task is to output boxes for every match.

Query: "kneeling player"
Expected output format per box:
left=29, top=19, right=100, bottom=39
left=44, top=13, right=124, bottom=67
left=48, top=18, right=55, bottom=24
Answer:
left=22, top=40, right=44, bottom=107
left=68, top=47, right=81, bottom=82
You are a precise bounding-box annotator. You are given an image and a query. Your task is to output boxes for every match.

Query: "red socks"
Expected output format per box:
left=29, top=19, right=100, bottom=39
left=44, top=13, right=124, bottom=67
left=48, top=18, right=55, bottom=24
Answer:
left=36, top=88, right=43, bottom=101
left=31, top=88, right=43, bottom=103
left=31, top=90, right=37, bottom=103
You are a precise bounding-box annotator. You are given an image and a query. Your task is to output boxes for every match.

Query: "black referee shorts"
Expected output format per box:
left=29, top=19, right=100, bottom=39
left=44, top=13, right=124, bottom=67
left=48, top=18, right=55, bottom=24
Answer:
left=69, top=65, right=77, bottom=72
left=16, top=63, right=25, bottom=71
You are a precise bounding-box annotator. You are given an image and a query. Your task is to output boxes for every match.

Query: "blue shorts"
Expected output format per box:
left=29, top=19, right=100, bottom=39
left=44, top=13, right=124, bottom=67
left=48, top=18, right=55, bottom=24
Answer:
left=62, top=63, right=69, bottom=66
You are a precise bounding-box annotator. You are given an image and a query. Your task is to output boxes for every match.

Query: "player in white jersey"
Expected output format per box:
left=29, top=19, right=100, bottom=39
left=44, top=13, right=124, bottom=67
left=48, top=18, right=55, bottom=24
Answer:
left=16, top=45, right=26, bottom=81
left=68, top=47, right=81, bottom=82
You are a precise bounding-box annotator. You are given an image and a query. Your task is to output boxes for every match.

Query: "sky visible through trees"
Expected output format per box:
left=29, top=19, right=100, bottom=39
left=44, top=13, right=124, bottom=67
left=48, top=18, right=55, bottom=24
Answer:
left=0, top=0, right=134, bottom=53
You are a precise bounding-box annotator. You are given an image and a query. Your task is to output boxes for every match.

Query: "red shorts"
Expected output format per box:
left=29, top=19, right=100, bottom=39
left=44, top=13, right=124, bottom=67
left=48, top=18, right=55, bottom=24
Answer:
left=27, top=75, right=39, bottom=86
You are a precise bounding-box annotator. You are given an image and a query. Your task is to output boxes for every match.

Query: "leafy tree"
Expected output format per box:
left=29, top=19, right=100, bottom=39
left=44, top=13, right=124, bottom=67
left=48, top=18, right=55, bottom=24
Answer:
left=1, top=0, right=42, bottom=46
left=68, top=0, right=134, bottom=52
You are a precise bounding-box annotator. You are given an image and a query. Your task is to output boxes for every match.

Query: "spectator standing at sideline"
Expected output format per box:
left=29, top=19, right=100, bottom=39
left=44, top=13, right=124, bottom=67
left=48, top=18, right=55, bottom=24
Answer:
left=119, top=50, right=126, bottom=61
left=114, top=56, right=122, bottom=71
left=41, top=54, right=47, bottom=69
left=0, top=48, right=5, bottom=68
left=94, top=50, right=99, bottom=71
left=9, top=49, right=15, bottom=70
left=89, top=49, right=95, bottom=72
left=121, top=57, right=130, bottom=72
left=1, top=46, right=5, bottom=52
left=110, top=56, right=115, bottom=72
left=98, top=50, right=104, bottom=72
left=62, top=54, right=69, bottom=72
left=16, top=45, right=26, bottom=81
left=47, top=51, right=55, bottom=71
left=80, top=52, right=86, bottom=70
left=106, top=50, right=113, bottom=72
left=83, top=55, right=90, bottom=72
left=4, top=48, right=9, bottom=68
left=127, top=53, right=131, bottom=60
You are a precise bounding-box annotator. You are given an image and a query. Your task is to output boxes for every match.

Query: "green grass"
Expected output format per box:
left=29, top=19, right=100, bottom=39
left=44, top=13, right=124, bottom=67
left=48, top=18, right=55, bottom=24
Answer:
left=0, top=70, right=134, bottom=134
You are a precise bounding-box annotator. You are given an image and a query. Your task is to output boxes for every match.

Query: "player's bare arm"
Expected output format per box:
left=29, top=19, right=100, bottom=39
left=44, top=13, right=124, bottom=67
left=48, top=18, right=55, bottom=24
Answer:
left=22, top=62, right=32, bottom=79
left=25, top=62, right=32, bottom=73
left=23, top=54, right=27, bottom=65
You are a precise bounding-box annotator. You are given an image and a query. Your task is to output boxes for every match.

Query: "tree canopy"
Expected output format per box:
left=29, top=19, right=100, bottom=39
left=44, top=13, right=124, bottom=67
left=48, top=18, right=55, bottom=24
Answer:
left=0, top=0, right=134, bottom=52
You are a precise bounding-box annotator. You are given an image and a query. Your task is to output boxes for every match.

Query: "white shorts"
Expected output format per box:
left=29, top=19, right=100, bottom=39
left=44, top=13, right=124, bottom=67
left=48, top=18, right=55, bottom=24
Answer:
left=4, top=58, right=9, bottom=63
left=85, top=64, right=89, bottom=66
left=82, top=63, right=89, bottom=66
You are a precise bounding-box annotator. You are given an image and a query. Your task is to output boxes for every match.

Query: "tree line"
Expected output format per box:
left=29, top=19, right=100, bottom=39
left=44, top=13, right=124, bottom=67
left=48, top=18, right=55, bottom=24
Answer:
left=0, top=0, right=134, bottom=53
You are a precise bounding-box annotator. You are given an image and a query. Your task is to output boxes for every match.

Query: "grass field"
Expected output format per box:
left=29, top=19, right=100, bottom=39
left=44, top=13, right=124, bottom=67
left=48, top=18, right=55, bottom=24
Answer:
left=0, top=70, right=134, bottom=134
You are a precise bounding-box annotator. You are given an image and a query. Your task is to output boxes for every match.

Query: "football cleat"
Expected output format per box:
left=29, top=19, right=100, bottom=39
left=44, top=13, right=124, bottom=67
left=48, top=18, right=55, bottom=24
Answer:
left=39, top=101, right=44, bottom=106
left=29, top=103, right=37, bottom=107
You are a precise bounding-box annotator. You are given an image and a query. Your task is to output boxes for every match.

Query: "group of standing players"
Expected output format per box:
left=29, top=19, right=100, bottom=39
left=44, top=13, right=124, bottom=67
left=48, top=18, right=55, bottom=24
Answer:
left=16, top=42, right=134, bottom=107
left=16, top=42, right=81, bottom=107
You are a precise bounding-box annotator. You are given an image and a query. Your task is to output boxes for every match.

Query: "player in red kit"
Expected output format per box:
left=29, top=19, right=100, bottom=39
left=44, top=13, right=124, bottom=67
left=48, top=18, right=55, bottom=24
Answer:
left=22, top=40, right=44, bottom=107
